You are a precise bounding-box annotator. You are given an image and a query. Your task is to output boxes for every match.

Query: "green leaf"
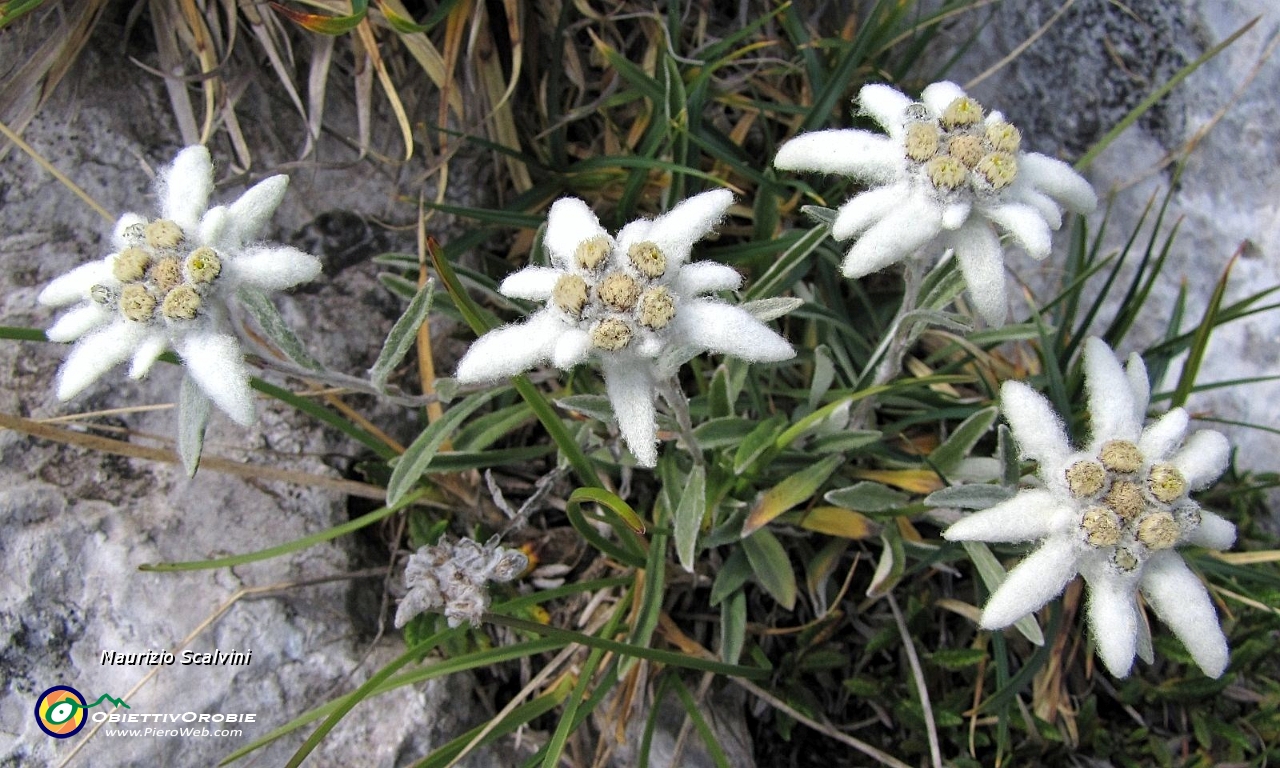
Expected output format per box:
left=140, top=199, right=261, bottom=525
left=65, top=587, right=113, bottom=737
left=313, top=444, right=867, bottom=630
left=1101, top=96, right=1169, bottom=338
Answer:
left=809, top=430, right=882, bottom=454
left=808, top=344, right=836, bottom=410
left=452, top=403, right=534, bottom=452
left=927, top=648, right=988, bottom=670
left=369, top=278, right=434, bottom=392
left=997, top=424, right=1020, bottom=488
left=733, top=414, right=786, bottom=475
left=237, top=287, right=322, bottom=370
left=692, top=417, right=757, bottom=449
left=925, top=485, right=1015, bottom=510
left=800, top=205, right=837, bottom=226
left=742, top=454, right=843, bottom=536
left=271, top=0, right=368, bottom=35
left=554, top=394, right=615, bottom=424
left=387, top=388, right=504, bottom=505
left=745, top=224, right=829, bottom=300
left=741, top=296, right=805, bottom=322
left=928, top=406, right=998, bottom=477
left=177, top=374, right=211, bottom=478
left=0, top=325, right=48, bottom=342
left=825, top=482, right=910, bottom=513
left=674, top=466, right=707, bottom=573
left=709, top=365, right=733, bottom=418
left=742, top=528, right=797, bottom=610
left=866, top=527, right=905, bottom=599
left=374, top=0, right=458, bottom=34
left=720, top=590, right=747, bottom=666
left=710, top=547, right=752, bottom=607
left=0, top=0, right=47, bottom=29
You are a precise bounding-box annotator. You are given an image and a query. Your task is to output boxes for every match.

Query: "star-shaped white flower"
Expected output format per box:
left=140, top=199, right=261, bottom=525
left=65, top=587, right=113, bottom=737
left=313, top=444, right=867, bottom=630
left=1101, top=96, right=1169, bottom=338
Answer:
left=38, top=146, right=322, bottom=425
left=774, top=81, right=1097, bottom=326
left=943, top=338, right=1235, bottom=677
left=454, top=189, right=794, bottom=466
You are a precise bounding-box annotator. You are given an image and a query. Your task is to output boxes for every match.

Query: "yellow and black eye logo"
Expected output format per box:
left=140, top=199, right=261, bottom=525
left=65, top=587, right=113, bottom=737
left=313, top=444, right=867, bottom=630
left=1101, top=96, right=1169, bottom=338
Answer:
left=34, top=686, right=88, bottom=739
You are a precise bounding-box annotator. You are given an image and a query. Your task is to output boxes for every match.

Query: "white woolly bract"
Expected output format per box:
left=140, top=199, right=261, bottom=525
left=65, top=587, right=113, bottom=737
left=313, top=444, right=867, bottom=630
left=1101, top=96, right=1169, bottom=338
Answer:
left=1085, top=336, right=1141, bottom=444
left=603, top=358, right=659, bottom=467
left=1139, top=408, right=1189, bottom=458
left=1140, top=553, right=1229, bottom=677
left=979, top=537, right=1079, bottom=630
left=942, top=489, right=1067, bottom=544
left=159, top=146, right=214, bottom=232
left=1185, top=511, right=1237, bottom=550
left=175, top=332, right=256, bottom=427
left=223, top=245, right=322, bottom=292
left=771, top=130, right=899, bottom=181
left=1082, top=567, right=1139, bottom=677
left=500, top=266, right=561, bottom=300
left=1172, top=430, right=1231, bottom=489
left=949, top=219, right=1007, bottom=326
left=454, top=313, right=563, bottom=384
left=998, top=381, right=1070, bottom=470
left=56, top=323, right=149, bottom=400
left=841, top=196, right=943, bottom=278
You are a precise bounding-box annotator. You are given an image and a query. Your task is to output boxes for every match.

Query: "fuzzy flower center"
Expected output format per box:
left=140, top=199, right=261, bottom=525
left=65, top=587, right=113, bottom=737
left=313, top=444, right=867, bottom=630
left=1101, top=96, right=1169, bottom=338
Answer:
left=98, top=219, right=223, bottom=324
left=551, top=238, right=679, bottom=353
left=905, top=96, right=1021, bottom=196
left=1066, top=439, right=1193, bottom=572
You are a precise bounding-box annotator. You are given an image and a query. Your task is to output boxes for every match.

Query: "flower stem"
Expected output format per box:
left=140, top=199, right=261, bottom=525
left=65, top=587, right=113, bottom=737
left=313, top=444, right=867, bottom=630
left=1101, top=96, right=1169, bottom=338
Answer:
left=659, top=379, right=703, bottom=467
left=852, top=257, right=927, bottom=429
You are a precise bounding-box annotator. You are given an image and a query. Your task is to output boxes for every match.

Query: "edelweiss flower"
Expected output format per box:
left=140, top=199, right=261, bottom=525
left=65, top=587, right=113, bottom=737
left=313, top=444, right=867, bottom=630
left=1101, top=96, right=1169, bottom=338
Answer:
left=774, top=81, right=1097, bottom=325
left=944, top=338, right=1235, bottom=678
left=394, top=537, right=528, bottom=629
left=38, top=146, right=321, bottom=425
left=454, top=189, right=794, bottom=466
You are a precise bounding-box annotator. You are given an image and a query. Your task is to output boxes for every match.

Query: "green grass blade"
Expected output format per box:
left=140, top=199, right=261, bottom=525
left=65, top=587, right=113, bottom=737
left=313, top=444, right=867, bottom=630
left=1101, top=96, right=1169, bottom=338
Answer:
left=140, top=489, right=428, bottom=571
left=219, top=636, right=567, bottom=764
left=1075, top=17, right=1258, bottom=170
left=486, top=614, right=770, bottom=679
left=1171, top=254, right=1236, bottom=408
left=250, top=378, right=398, bottom=460
left=0, top=325, right=48, bottom=342
left=414, top=680, right=572, bottom=768
left=564, top=487, right=647, bottom=567
left=387, top=388, right=504, bottom=505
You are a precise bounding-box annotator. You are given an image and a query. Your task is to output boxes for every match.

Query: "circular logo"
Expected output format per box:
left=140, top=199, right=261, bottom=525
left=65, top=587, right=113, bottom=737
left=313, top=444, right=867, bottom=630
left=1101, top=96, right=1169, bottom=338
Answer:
left=35, top=686, right=87, bottom=739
